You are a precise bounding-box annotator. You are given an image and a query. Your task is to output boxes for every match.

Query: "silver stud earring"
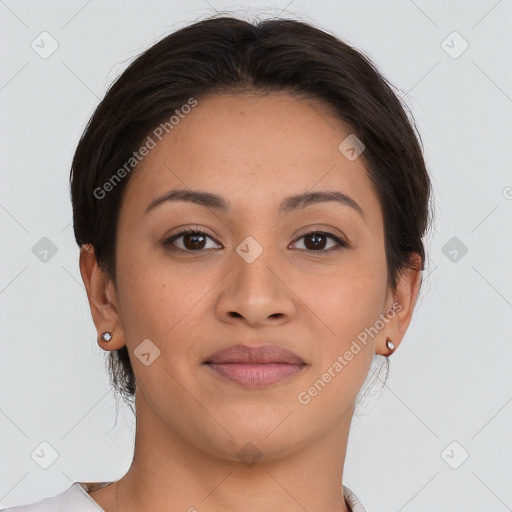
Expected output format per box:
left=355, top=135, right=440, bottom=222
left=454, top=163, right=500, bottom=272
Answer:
left=385, top=338, right=395, bottom=352
left=101, top=332, right=112, bottom=342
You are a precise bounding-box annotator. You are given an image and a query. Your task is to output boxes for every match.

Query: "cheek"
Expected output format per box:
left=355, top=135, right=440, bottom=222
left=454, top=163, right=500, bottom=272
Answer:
left=297, top=251, right=388, bottom=343
left=115, top=246, right=216, bottom=368
left=294, top=265, right=383, bottom=414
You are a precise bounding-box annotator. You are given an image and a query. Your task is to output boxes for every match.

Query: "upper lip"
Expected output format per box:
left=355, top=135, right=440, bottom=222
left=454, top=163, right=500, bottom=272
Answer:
left=203, top=344, right=306, bottom=365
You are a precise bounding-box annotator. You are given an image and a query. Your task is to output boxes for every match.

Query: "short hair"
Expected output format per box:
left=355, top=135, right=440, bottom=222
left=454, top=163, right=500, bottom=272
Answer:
left=70, top=15, right=433, bottom=405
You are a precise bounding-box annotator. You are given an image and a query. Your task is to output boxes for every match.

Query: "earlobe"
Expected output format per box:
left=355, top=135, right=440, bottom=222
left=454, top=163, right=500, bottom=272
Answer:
left=378, top=253, right=423, bottom=356
left=79, top=244, right=124, bottom=350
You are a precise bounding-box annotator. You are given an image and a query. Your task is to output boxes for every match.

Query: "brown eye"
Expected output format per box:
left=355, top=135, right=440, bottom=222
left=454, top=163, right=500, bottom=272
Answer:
left=304, top=232, right=328, bottom=250
left=163, top=229, right=348, bottom=254
left=182, top=231, right=206, bottom=250
left=163, top=229, right=220, bottom=252
left=291, top=231, right=348, bottom=252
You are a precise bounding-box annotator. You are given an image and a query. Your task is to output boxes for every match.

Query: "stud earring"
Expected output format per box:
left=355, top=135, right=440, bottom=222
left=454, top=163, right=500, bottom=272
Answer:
left=385, top=337, right=395, bottom=352
left=101, top=332, right=112, bottom=342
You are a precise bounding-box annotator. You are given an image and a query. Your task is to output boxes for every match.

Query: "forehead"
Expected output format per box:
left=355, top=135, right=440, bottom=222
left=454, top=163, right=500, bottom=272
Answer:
left=121, top=93, right=382, bottom=224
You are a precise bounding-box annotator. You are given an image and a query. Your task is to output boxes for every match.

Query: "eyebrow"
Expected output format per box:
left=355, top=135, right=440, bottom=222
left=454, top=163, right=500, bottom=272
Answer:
left=145, top=188, right=365, bottom=219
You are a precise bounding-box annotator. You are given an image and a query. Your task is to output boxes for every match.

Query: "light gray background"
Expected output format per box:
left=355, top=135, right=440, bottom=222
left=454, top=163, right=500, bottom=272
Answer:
left=1, top=1, right=511, bottom=510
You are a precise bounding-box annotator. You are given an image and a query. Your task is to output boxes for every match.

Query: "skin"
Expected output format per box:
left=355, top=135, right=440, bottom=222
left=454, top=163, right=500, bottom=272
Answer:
left=79, top=92, right=421, bottom=511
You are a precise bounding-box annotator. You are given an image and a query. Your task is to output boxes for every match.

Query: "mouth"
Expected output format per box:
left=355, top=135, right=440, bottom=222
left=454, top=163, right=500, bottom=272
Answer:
left=203, top=344, right=307, bottom=388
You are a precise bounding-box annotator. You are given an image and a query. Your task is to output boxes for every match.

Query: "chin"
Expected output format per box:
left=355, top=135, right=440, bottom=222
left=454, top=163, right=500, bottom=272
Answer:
left=192, top=418, right=311, bottom=463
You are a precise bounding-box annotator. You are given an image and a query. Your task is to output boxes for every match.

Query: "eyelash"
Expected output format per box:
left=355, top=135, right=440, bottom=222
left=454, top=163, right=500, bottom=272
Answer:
left=162, top=228, right=349, bottom=254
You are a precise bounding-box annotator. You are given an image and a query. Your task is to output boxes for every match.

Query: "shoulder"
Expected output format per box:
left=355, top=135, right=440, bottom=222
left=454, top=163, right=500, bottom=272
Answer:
left=0, top=482, right=108, bottom=512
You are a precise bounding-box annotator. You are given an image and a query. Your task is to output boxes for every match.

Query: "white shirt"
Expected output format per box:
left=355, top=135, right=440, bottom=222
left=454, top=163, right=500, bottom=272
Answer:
left=1, top=481, right=368, bottom=511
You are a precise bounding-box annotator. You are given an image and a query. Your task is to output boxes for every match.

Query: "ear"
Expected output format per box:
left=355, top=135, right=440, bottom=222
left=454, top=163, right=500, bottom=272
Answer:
left=79, top=244, right=126, bottom=351
left=376, top=253, right=422, bottom=355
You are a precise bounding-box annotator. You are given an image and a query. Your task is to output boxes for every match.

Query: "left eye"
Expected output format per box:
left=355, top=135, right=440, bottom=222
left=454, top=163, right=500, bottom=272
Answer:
left=162, top=229, right=348, bottom=253
left=290, top=231, right=348, bottom=252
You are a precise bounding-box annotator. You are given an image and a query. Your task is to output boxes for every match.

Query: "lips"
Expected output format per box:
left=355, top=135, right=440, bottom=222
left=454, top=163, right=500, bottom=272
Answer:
left=203, top=344, right=306, bottom=365
left=203, top=344, right=307, bottom=388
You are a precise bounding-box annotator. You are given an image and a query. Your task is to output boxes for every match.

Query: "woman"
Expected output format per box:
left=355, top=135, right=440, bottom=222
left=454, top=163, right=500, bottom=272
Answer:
left=4, top=14, right=432, bottom=512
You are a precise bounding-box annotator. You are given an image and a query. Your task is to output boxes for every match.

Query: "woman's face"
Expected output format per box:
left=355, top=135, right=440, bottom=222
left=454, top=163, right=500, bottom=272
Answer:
left=93, top=93, right=417, bottom=461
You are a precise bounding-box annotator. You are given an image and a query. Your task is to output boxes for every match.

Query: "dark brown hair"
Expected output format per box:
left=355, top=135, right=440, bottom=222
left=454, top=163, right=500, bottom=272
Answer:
left=70, top=15, right=433, bottom=406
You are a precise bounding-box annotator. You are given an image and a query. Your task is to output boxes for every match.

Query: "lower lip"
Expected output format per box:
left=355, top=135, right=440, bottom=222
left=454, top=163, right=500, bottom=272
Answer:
left=204, top=363, right=306, bottom=388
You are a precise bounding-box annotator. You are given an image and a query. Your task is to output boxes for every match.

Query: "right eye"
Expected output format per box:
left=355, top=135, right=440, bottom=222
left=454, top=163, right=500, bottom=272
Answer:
left=162, top=229, right=222, bottom=252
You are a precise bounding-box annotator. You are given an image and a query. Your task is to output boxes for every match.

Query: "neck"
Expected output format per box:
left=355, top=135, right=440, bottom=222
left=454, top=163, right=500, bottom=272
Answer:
left=103, top=391, right=355, bottom=512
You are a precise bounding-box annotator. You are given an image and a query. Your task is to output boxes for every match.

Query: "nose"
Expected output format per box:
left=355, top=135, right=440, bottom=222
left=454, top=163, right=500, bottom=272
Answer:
left=215, top=244, right=296, bottom=328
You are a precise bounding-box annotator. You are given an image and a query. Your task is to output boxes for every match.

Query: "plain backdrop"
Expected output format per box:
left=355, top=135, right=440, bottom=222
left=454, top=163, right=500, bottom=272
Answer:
left=1, top=1, right=511, bottom=510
